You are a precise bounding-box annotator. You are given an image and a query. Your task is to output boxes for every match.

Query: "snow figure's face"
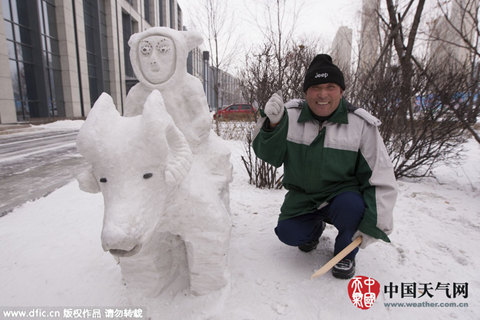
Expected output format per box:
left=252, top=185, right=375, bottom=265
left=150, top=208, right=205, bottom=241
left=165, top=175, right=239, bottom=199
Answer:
left=138, top=36, right=175, bottom=84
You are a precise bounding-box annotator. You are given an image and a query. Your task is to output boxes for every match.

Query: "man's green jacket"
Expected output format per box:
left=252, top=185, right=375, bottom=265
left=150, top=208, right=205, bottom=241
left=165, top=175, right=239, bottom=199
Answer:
left=252, top=98, right=398, bottom=242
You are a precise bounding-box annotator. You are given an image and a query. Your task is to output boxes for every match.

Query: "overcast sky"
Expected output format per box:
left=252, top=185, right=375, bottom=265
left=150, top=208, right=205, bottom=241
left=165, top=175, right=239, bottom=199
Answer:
left=177, top=0, right=363, bottom=72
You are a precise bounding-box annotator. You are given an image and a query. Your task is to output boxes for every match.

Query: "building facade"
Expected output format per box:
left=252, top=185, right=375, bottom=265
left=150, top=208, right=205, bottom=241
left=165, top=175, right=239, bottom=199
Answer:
left=0, top=0, right=183, bottom=123
left=331, top=26, right=353, bottom=77
left=428, top=0, right=479, bottom=71
left=188, top=45, right=243, bottom=112
left=357, top=0, right=381, bottom=75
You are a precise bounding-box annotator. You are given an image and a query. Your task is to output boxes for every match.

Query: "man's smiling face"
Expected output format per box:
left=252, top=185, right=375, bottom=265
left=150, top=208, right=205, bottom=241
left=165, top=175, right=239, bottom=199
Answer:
left=305, top=83, right=343, bottom=117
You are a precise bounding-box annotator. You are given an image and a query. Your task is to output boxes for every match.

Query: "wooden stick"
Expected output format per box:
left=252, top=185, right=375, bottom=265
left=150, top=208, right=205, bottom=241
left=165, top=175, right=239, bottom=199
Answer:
left=311, top=236, right=363, bottom=279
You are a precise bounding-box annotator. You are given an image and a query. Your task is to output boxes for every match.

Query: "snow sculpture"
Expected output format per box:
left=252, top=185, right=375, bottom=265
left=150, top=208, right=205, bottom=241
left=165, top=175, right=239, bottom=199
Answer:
left=77, top=91, right=231, bottom=298
left=124, top=27, right=211, bottom=150
left=76, top=27, right=233, bottom=307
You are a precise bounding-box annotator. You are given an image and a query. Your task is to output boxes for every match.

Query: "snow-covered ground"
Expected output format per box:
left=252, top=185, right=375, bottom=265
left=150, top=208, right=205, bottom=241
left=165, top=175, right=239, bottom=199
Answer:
left=0, top=123, right=479, bottom=320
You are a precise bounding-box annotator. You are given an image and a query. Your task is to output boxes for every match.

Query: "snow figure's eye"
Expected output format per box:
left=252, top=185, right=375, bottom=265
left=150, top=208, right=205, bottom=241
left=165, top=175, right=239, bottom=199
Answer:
left=140, top=41, right=152, bottom=56
left=99, top=178, right=107, bottom=183
left=155, top=42, right=171, bottom=54
left=143, top=173, right=153, bottom=179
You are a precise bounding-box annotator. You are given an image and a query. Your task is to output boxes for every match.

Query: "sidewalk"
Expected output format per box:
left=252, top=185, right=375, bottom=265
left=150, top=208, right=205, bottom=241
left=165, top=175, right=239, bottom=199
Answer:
left=0, top=124, right=33, bottom=135
left=0, top=117, right=85, bottom=135
left=0, top=119, right=87, bottom=217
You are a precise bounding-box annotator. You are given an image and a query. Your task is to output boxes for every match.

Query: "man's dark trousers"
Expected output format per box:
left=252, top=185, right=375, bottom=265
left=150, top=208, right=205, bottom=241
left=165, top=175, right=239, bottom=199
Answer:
left=274, top=191, right=365, bottom=260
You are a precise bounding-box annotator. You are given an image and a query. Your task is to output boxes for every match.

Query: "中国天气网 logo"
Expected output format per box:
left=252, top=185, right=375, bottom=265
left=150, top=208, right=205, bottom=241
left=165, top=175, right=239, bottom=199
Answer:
left=347, top=278, right=469, bottom=310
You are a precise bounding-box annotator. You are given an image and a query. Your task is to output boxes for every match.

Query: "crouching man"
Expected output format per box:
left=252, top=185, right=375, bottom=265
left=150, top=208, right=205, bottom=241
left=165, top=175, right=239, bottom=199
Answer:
left=252, top=54, right=398, bottom=279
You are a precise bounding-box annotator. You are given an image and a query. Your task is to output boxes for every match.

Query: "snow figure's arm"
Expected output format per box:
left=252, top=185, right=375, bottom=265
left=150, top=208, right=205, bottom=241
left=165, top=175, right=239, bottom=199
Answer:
left=124, top=84, right=150, bottom=117
left=355, top=122, right=398, bottom=248
left=164, top=121, right=193, bottom=186
left=184, top=78, right=212, bottom=143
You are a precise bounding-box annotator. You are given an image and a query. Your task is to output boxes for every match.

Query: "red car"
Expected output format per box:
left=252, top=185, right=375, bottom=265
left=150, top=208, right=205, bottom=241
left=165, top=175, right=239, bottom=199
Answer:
left=213, top=104, right=256, bottom=120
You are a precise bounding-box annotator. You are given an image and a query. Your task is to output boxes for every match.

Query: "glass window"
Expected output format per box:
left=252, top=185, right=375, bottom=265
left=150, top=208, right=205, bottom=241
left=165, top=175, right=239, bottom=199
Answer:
left=19, top=25, right=32, bottom=44
left=49, top=36, right=59, bottom=54
left=18, top=43, right=33, bottom=63
left=9, top=0, right=17, bottom=23
left=8, top=60, right=19, bottom=96
left=44, top=36, right=51, bottom=52
left=24, top=63, right=38, bottom=100
left=177, top=4, right=182, bottom=30
left=16, top=0, right=30, bottom=27
left=12, top=23, right=20, bottom=40
left=169, top=0, right=174, bottom=28
left=88, top=77, right=98, bottom=102
left=23, top=100, right=33, bottom=118
left=85, top=27, right=95, bottom=50
left=2, top=0, right=11, bottom=20
left=144, top=0, right=150, bottom=24
left=6, top=40, right=15, bottom=59
left=159, top=0, right=164, bottom=26
left=6, top=0, right=64, bottom=119
left=122, top=12, right=135, bottom=78
left=88, top=63, right=96, bottom=76
left=50, top=53, right=60, bottom=70
left=53, top=70, right=64, bottom=110
left=3, top=0, right=64, bottom=119
left=83, top=0, right=110, bottom=104
left=44, top=2, right=57, bottom=38
left=4, top=21, right=13, bottom=40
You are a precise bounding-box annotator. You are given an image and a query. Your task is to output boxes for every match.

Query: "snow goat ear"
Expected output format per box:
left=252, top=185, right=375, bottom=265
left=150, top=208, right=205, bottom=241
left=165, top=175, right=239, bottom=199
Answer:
left=183, top=30, right=203, bottom=52
left=89, top=92, right=121, bottom=120
left=142, top=89, right=168, bottom=119
left=77, top=93, right=120, bottom=158
left=76, top=166, right=100, bottom=194
left=141, top=90, right=175, bottom=150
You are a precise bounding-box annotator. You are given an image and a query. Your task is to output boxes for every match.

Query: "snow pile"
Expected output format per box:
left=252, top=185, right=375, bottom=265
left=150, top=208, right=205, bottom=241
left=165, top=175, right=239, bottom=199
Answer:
left=36, top=120, right=84, bottom=131
left=0, top=136, right=478, bottom=319
left=0, top=120, right=83, bottom=137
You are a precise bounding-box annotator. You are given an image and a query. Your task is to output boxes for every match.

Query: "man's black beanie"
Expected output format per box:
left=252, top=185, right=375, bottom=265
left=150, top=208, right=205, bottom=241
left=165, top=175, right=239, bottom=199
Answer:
left=303, top=54, right=345, bottom=92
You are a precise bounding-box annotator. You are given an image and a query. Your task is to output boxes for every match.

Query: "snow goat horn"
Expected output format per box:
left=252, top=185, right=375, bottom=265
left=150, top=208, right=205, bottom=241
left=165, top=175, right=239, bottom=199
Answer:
left=142, top=90, right=193, bottom=182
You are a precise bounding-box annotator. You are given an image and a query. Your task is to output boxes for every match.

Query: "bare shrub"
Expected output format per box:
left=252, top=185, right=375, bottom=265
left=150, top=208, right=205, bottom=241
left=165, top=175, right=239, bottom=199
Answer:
left=213, top=120, right=256, bottom=141
left=241, top=130, right=283, bottom=189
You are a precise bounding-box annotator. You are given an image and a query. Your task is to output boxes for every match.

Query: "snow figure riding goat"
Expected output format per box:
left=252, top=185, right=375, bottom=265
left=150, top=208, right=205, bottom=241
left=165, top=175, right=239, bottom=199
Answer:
left=75, top=27, right=233, bottom=304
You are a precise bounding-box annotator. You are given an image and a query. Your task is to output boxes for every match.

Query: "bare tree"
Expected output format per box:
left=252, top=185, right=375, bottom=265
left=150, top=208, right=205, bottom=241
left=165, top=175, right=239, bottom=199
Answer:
left=240, top=40, right=318, bottom=107
left=189, top=0, right=239, bottom=134
left=237, top=0, right=319, bottom=189
left=249, top=0, right=305, bottom=91
left=425, top=0, right=480, bottom=142
left=348, top=0, right=474, bottom=178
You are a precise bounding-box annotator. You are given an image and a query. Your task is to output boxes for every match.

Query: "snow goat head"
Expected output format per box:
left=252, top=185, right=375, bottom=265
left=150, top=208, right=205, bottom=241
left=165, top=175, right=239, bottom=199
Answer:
left=76, top=90, right=192, bottom=257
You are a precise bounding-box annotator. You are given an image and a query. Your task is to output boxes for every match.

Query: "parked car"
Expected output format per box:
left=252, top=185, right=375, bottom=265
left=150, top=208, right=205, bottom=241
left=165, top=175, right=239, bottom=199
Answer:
left=213, top=103, right=256, bottom=121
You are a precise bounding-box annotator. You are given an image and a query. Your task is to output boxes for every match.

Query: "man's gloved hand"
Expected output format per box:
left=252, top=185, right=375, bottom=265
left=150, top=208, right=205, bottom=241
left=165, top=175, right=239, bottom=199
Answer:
left=353, top=231, right=378, bottom=249
left=264, top=91, right=284, bottom=125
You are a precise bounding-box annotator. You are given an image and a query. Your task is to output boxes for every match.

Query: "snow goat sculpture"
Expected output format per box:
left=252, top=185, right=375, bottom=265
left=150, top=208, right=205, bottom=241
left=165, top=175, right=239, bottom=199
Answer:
left=76, top=90, right=232, bottom=299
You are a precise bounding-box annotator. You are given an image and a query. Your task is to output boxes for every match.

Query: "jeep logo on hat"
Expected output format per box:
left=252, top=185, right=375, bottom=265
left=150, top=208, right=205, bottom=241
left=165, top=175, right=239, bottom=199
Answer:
left=315, top=72, right=328, bottom=79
